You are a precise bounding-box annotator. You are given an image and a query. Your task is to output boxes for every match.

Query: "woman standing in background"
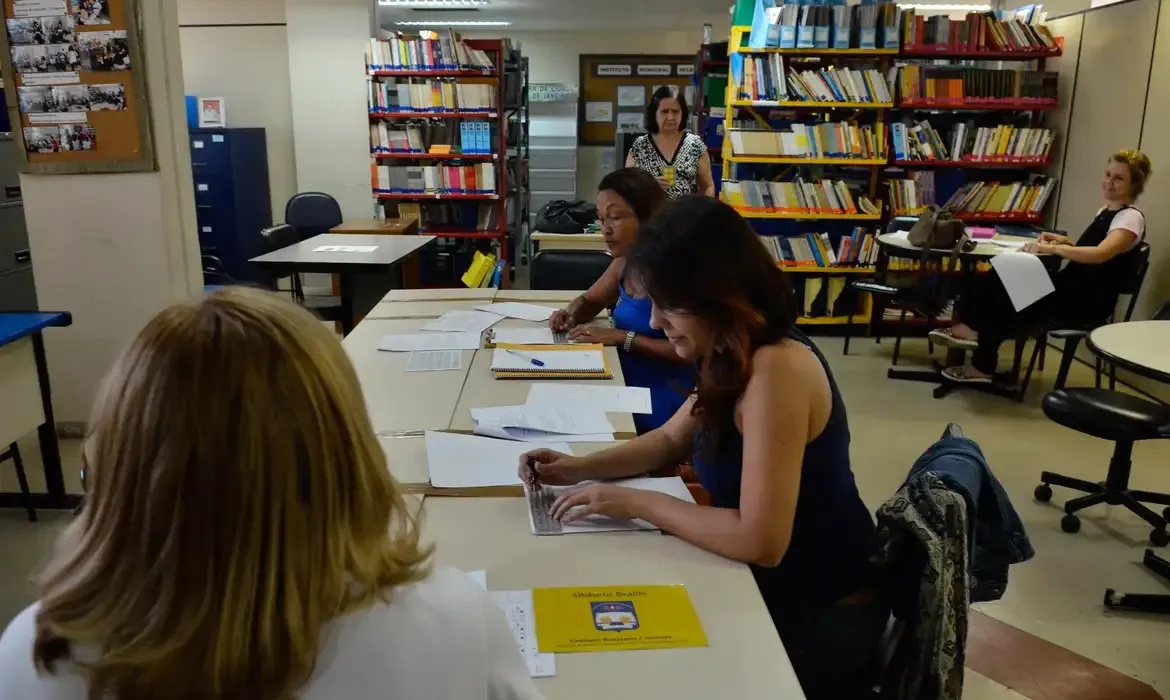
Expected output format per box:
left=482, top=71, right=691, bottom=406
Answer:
left=625, top=86, right=715, bottom=198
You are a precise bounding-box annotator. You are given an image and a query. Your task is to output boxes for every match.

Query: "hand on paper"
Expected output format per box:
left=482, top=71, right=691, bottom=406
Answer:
left=518, top=449, right=589, bottom=486
left=567, top=325, right=625, bottom=346
left=549, top=309, right=573, bottom=331
left=550, top=483, right=646, bottom=523
left=1022, top=241, right=1056, bottom=255
left=1038, top=232, right=1071, bottom=246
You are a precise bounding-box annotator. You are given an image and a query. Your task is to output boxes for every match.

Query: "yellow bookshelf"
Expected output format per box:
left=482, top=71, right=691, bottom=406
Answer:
left=725, top=155, right=887, bottom=165
left=737, top=210, right=883, bottom=221
left=731, top=100, right=893, bottom=110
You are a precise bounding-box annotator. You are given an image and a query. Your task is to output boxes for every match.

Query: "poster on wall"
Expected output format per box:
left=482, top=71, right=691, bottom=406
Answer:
left=585, top=101, right=613, bottom=123
left=616, top=85, right=645, bottom=107
left=616, top=112, right=643, bottom=132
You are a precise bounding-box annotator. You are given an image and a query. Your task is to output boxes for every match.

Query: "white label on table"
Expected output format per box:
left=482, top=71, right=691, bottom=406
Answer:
left=312, top=245, right=379, bottom=253
left=989, top=252, right=1056, bottom=312
left=404, top=350, right=464, bottom=372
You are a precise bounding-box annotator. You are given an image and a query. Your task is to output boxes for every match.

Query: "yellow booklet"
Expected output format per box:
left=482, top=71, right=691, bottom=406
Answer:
left=532, top=585, right=707, bottom=653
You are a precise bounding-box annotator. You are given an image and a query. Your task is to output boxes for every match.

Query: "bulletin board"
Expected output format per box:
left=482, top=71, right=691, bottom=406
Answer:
left=0, top=0, right=154, bottom=174
left=578, top=54, right=696, bottom=147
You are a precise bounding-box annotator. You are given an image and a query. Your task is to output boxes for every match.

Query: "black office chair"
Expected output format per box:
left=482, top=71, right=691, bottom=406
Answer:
left=530, top=250, right=612, bottom=291
left=1, top=443, right=36, bottom=522
left=282, top=193, right=346, bottom=320
left=258, top=216, right=345, bottom=324
left=1018, top=242, right=1152, bottom=400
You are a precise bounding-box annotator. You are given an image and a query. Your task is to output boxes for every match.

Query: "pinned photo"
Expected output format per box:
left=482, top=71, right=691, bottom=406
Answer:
left=17, top=86, right=52, bottom=113
left=79, top=29, right=128, bottom=71
left=87, top=83, right=125, bottom=110
left=50, top=85, right=90, bottom=112
left=71, top=0, right=110, bottom=25
left=59, top=124, right=96, bottom=151
left=44, top=43, right=81, bottom=71
left=23, top=126, right=62, bottom=153
left=11, top=44, right=47, bottom=73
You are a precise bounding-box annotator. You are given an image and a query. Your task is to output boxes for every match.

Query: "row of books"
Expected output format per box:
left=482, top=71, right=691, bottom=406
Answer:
left=887, top=171, right=937, bottom=213
left=728, top=121, right=885, bottom=160
left=734, top=55, right=892, bottom=104
left=749, top=0, right=900, bottom=50
left=891, top=121, right=1053, bottom=162
left=369, top=121, right=495, bottom=155
left=942, top=176, right=1056, bottom=217
left=724, top=178, right=880, bottom=216
left=894, top=65, right=1058, bottom=104
left=899, top=11, right=1059, bottom=53
left=371, top=164, right=497, bottom=194
left=759, top=228, right=882, bottom=267
left=386, top=202, right=500, bottom=233
left=367, top=80, right=496, bottom=113
left=365, top=31, right=495, bottom=72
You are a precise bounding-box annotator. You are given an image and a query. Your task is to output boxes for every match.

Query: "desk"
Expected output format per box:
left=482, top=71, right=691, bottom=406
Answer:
left=495, top=289, right=581, bottom=303
left=250, top=233, right=435, bottom=334
left=876, top=232, right=1038, bottom=260
left=365, top=300, right=488, bottom=320
left=1088, top=320, right=1170, bottom=384
left=0, top=312, right=72, bottom=510
left=330, top=218, right=419, bottom=235
left=381, top=288, right=498, bottom=303
left=419, top=496, right=803, bottom=698
left=531, top=231, right=606, bottom=252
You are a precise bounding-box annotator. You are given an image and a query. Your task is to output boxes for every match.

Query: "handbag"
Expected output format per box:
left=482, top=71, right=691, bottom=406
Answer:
left=535, top=200, right=598, bottom=234
left=907, top=205, right=967, bottom=251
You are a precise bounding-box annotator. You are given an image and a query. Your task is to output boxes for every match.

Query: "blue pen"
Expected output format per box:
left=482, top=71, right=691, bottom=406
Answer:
left=505, top=348, right=545, bottom=367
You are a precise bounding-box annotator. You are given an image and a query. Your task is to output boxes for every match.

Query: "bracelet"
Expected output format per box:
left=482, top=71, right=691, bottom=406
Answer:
left=622, top=331, right=636, bottom=353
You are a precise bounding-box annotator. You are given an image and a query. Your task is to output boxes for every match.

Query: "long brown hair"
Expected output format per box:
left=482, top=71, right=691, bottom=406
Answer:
left=627, top=195, right=795, bottom=452
left=34, top=287, right=431, bottom=700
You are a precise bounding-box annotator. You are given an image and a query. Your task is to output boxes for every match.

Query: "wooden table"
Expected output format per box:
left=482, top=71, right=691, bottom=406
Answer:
left=330, top=218, right=419, bottom=235
left=531, top=231, right=607, bottom=252
left=366, top=298, right=608, bottom=321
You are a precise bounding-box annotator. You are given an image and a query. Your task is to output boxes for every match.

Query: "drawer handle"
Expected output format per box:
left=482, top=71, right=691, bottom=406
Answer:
left=197, top=204, right=212, bottom=210
left=14, top=249, right=30, bottom=264
left=192, top=162, right=209, bottom=167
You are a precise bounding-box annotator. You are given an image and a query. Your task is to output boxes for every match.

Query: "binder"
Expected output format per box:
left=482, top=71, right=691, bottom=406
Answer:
left=491, top=343, right=614, bottom=380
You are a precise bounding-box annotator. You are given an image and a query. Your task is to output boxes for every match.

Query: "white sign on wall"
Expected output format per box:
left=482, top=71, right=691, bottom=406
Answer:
left=677, top=65, right=695, bottom=76
left=596, top=64, right=632, bottom=76
left=529, top=83, right=578, bottom=102
left=637, top=64, right=673, bottom=76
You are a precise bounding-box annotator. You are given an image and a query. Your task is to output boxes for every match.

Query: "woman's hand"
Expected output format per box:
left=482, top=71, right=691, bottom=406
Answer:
left=549, top=309, right=573, bottom=331
left=1038, top=232, right=1071, bottom=246
left=568, top=325, right=626, bottom=346
left=550, top=483, right=650, bottom=523
left=518, top=448, right=590, bottom=487
left=655, top=176, right=671, bottom=191
left=1023, top=241, right=1057, bottom=255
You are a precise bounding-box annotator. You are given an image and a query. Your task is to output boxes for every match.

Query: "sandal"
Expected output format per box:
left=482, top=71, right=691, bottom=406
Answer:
left=928, top=328, right=978, bottom=351
left=941, top=365, right=992, bottom=385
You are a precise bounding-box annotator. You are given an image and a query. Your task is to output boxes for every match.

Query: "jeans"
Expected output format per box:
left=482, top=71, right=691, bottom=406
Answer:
left=780, top=598, right=891, bottom=700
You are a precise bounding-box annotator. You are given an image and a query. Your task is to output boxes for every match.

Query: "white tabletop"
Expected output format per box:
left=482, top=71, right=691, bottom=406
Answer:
left=381, top=288, right=499, bottom=303
left=419, top=496, right=802, bottom=698
left=876, top=232, right=1041, bottom=260
left=364, top=300, right=491, bottom=320
left=250, top=233, right=434, bottom=266
left=1088, top=320, right=1170, bottom=382
left=494, top=289, right=583, bottom=303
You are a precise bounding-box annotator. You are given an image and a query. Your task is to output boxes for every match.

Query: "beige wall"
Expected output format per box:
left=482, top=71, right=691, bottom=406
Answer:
left=1041, top=13, right=1083, bottom=223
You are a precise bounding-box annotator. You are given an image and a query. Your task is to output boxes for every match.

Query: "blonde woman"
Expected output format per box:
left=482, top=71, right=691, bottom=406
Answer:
left=0, top=288, right=543, bottom=700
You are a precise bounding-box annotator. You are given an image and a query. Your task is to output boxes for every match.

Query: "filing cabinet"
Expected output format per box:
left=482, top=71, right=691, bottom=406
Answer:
left=0, top=133, right=34, bottom=311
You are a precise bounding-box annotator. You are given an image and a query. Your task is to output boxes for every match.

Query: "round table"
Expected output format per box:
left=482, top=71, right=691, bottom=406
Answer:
left=876, top=232, right=1043, bottom=260
left=1087, top=320, right=1170, bottom=384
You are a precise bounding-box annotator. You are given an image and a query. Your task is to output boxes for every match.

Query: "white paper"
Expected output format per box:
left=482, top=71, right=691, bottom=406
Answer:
left=989, top=252, right=1056, bottom=311
left=465, top=569, right=488, bottom=589
left=404, top=350, right=464, bottom=372
left=13, top=0, right=66, bottom=17
left=987, top=239, right=1028, bottom=250
left=585, top=101, right=613, bottom=123
left=379, top=332, right=481, bottom=352
left=471, top=405, right=615, bottom=442
left=527, top=476, right=696, bottom=535
left=616, top=85, right=646, bottom=107
left=526, top=384, right=653, bottom=415
left=886, top=229, right=911, bottom=242
left=617, top=112, right=645, bottom=132
left=421, top=310, right=501, bottom=334
left=424, top=431, right=574, bottom=488
left=491, top=348, right=605, bottom=372
left=491, top=590, right=556, bottom=678
left=312, top=245, right=379, bottom=253
left=28, top=112, right=86, bottom=124
left=20, top=72, right=80, bottom=86
left=491, top=327, right=558, bottom=345
left=477, top=302, right=554, bottom=322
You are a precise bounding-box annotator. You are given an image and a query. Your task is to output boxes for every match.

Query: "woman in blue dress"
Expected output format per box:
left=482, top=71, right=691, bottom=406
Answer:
left=548, top=168, right=694, bottom=433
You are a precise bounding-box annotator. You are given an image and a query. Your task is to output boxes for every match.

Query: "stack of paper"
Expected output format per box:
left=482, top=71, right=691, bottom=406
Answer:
left=525, top=384, right=653, bottom=415
left=421, top=310, right=501, bottom=334
left=489, top=327, right=562, bottom=345
left=424, top=431, right=574, bottom=488
left=471, top=405, right=616, bottom=442
left=525, top=476, right=696, bottom=535
left=463, top=570, right=555, bottom=678
left=477, top=302, right=555, bottom=322
left=378, top=332, right=481, bottom=352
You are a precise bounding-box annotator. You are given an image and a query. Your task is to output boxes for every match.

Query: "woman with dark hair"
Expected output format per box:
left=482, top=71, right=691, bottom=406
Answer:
left=528, top=196, right=884, bottom=699
left=625, top=86, right=714, bottom=198
left=549, top=168, right=693, bottom=433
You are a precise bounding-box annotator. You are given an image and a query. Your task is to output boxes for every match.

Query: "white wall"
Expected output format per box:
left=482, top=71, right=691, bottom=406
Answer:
left=178, top=0, right=296, bottom=220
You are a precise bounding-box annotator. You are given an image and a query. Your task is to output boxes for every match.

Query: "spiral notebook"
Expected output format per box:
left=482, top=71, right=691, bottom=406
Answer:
left=491, top=343, right=613, bottom=380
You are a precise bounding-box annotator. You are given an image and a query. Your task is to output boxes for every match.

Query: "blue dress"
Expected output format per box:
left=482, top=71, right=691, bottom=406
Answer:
left=611, top=279, right=694, bottom=433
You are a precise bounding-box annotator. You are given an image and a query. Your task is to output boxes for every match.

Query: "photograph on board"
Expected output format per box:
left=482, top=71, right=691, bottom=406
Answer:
left=7, top=15, right=75, bottom=44
left=11, top=45, right=48, bottom=73
left=88, top=83, right=125, bottom=110
left=51, top=85, right=90, bottom=112
left=45, top=43, right=81, bottom=71
left=79, top=30, right=129, bottom=70
left=59, top=124, right=97, bottom=151
left=72, top=0, right=111, bottom=25
left=24, top=126, right=62, bottom=154
left=17, top=86, right=52, bottom=114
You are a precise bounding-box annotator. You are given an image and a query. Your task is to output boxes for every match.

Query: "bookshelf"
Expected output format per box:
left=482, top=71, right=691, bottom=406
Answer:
left=694, top=40, right=730, bottom=166
left=365, top=33, right=517, bottom=287
left=505, top=55, right=531, bottom=271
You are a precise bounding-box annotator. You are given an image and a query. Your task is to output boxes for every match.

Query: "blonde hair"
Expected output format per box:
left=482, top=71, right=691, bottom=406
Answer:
left=33, top=287, right=431, bottom=700
left=1111, top=148, right=1153, bottom=198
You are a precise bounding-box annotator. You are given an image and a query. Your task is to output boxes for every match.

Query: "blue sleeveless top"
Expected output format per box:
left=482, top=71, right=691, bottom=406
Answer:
left=612, top=278, right=694, bottom=433
left=691, top=330, right=874, bottom=624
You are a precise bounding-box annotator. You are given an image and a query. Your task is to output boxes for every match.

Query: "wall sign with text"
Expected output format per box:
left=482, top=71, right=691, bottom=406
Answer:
left=579, top=54, right=696, bottom=147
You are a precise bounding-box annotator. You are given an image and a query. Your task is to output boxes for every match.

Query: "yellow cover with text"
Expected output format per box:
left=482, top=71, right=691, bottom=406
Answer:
left=532, top=585, right=707, bottom=654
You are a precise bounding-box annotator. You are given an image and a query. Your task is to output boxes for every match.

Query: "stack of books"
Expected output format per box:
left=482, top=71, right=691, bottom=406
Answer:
left=891, top=121, right=1053, bottom=163
left=371, top=163, right=498, bottom=195
left=728, top=121, right=885, bottom=160
left=899, top=10, right=1060, bottom=53
left=785, top=66, right=892, bottom=104
left=759, top=228, right=880, bottom=267
left=887, top=171, right=937, bottom=214
left=387, top=202, right=499, bottom=233
left=367, top=80, right=496, bottom=113
left=370, top=121, right=495, bottom=155
left=749, top=0, right=899, bottom=50
left=894, top=65, right=1058, bottom=107
left=365, top=30, right=496, bottom=71
left=941, top=176, right=1056, bottom=219
left=724, top=178, right=879, bottom=216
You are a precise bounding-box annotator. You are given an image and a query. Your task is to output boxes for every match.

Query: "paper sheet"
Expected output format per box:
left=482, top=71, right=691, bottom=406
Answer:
left=989, top=251, right=1056, bottom=311
left=526, top=383, right=653, bottom=415
left=312, top=245, right=378, bottom=253
left=471, top=405, right=614, bottom=442
left=477, top=302, right=555, bottom=322
left=987, top=239, right=1028, bottom=251
left=527, top=476, right=695, bottom=535
left=379, top=332, right=481, bottom=352
left=404, top=350, right=464, bottom=372
left=491, top=327, right=558, bottom=345
left=424, top=431, right=574, bottom=488
left=421, top=310, right=501, bottom=334
left=462, top=572, right=556, bottom=678
left=491, top=348, right=606, bottom=372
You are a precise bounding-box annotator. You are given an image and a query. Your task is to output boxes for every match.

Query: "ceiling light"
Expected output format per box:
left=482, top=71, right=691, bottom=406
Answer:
left=380, top=1, right=490, bottom=6
left=897, top=4, right=992, bottom=9
left=394, top=20, right=511, bottom=26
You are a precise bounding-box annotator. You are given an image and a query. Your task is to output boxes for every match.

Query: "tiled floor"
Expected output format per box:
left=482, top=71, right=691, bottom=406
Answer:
left=2, top=335, right=1168, bottom=698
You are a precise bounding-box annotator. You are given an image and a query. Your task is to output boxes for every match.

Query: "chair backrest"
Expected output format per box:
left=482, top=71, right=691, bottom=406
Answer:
left=530, top=250, right=612, bottom=291
left=285, top=192, right=344, bottom=240
left=257, top=223, right=299, bottom=256
left=1118, top=241, right=1152, bottom=322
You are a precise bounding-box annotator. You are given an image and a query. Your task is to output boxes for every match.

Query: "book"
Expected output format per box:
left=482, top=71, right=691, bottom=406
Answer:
left=899, top=9, right=1059, bottom=53
left=759, top=227, right=880, bottom=267
left=532, top=584, right=708, bottom=653
left=370, top=120, right=496, bottom=155
left=722, top=177, right=874, bottom=216
left=371, top=162, right=497, bottom=195
left=491, top=344, right=613, bottom=380
left=894, top=65, right=1058, bottom=106
left=891, top=120, right=1053, bottom=163
left=728, top=121, right=885, bottom=160
left=939, top=175, right=1057, bottom=218
left=366, top=29, right=495, bottom=72
left=367, top=79, right=496, bottom=114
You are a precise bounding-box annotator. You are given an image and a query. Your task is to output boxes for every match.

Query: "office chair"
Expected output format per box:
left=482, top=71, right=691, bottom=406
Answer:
left=257, top=219, right=346, bottom=324
left=1017, top=242, right=1151, bottom=400
left=283, top=193, right=346, bottom=320
left=530, top=250, right=612, bottom=291
left=1, top=443, right=36, bottom=522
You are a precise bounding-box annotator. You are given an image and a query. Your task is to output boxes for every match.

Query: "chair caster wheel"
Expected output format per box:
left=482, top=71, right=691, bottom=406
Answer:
left=1151, top=529, right=1170, bottom=547
left=1034, top=484, right=1053, bottom=503
left=1061, top=514, right=1081, bottom=533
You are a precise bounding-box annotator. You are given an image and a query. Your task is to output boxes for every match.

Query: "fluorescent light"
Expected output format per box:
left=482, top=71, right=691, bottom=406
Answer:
left=897, top=3, right=992, bottom=9
left=380, top=1, right=490, bottom=5
left=395, top=20, right=511, bottom=26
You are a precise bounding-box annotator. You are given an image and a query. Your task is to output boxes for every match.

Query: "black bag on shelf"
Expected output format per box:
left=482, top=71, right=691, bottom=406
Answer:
left=534, top=200, right=597, bottom=234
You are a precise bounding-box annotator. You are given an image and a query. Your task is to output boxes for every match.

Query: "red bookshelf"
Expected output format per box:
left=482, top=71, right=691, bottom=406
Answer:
left=955, top=212, right=1044, bottom=223
left=901, top=47, right=1061, bottom=59
left=369, top=69, right=497, bottom=78
left=892, top=158, right=1050, bottom=169
left=369, top=111, right=498, bottom=120
left=373, top=152, right=496, bottom=161
left=898, top=98, right=1058, bottom=111
left=374, top=191, right=499, bottom=201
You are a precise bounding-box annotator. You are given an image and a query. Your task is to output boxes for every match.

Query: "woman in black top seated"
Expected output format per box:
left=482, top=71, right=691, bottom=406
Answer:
left=936, top=149, right=1151, bottom=383
left=519, top=196, right=885, bottom=699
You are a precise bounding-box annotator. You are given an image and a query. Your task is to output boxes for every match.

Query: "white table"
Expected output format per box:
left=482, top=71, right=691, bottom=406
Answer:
left=495, top=289, right=582, bottom=303
left=419, top=496, right=804, bottom=698
left=364, top=300, right=491, bottom=320
left=1088, top=320, right=1170, bottom=384
left=381, top=288, right=499, bottom=303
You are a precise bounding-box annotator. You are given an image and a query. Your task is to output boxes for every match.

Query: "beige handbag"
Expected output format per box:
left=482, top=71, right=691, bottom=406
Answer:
left=907, top=205, right=968, bottom=250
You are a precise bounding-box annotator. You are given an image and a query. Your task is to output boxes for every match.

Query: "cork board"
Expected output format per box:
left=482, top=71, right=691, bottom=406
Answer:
left=578, top=54, right=695, bottom=147
left=0, top=0, right=154, bottom=173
